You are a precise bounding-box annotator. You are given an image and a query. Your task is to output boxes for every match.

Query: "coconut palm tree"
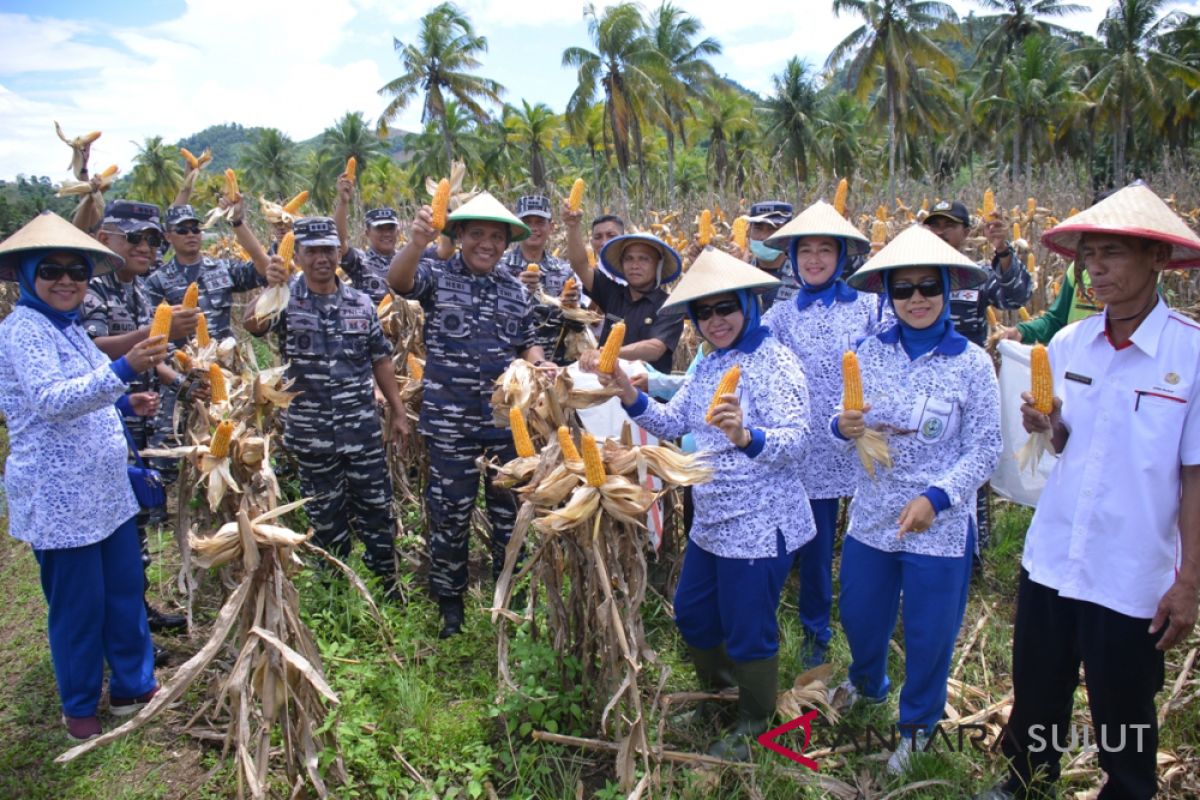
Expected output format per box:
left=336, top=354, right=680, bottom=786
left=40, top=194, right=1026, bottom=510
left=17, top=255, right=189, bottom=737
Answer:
left=377, top=2, right=504, bottom=169
left=129, top=136, right=183, bottom=210
left=320, top=111, right=390, bottom=183
left=699, top=88, right=754, bottom=189
left=238, top=128, right=302, bottom=202
left=762, top=58, right=819, bottom=195
left=504, top=101, right=562, bottom=190
left=813, top=90, right=869, bottom=182
left=974, top=0, right=1088, bottom=65
left=403, top=102, right=483, bottom=192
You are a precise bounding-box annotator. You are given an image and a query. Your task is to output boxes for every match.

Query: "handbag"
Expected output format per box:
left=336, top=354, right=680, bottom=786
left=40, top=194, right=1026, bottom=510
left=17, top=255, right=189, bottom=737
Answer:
left=123, top=420, right=166, bottom=511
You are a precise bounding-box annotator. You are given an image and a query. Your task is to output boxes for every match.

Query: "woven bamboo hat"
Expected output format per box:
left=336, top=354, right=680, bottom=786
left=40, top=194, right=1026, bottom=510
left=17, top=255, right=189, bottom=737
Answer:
left=847, top=224, right=985, bottom=294
left=0, top=210, right=123, bottom=281
left=446, top=191, right=531, bottom=243
left=765, top=200, right=871, bottom=255
left=599, top=233, right=683, bottom=286
left=662, top=247, right=780, bottom=310
left=1042, top=183, right=1200, bottom=268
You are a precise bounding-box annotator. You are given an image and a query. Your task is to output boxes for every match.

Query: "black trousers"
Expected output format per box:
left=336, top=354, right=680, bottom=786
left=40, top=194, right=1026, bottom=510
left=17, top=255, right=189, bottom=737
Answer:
left=1002, top=570, right=1165, bottom=799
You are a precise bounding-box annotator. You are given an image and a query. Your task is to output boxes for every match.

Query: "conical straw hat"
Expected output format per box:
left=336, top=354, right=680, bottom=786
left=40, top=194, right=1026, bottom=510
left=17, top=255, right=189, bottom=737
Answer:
left=0, top=210, right=123, bottom=281
left=1042, top=182, right=1200, bottom=268
left=446, top=191, right=531, bottom=242
left=765, top=200, right=871, bottom=255
left=599, top=233, right=683, bottom=286
left=847, top=224, right=985, bottom=294
left=662, top=247, right=780, bottom=310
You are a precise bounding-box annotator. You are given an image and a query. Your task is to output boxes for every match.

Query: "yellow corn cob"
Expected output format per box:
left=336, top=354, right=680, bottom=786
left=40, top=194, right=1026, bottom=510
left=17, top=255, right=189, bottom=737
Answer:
left=81, top=131, right=102, bottom=144
left=406, top=353, right=424, bottom=381
left=344, top=156, right=357, bottom=182
left=377, top=293, right=393, bottom=317
left=282, top=191, right=309, bottom=215
left=582, top=431, right=606, bottom=487
left=598, top=321, right=625, bottom=373
left=1030, top=343, right=1053, bottom=414
left=278, top=231, right=295, bottom=268
left=1068, top=207, right=1079, bottom=218
left=557, top=426, right=581, bottom=461
left=1012, top=222, right=1022, bottom=241
left=706, top=364, right=741, bottom=423
left=987, top=306, right=1000, bottom=327
left=209, top=420, right=234, bottom=458
left=182, top=282, right=199, bottom=309
left=1018, top=307, right=1032, bottom=321
left=510, top=407, right=535, bottom=458
left=731, top=216, right=749, bottom=249
left=870, top=220, right=888, bottom=244
left=1027, top=252, right=1037, bottom=274
left=842, top=351, right=863, bottom=412
left=430, top=178, right=450, bottom=231
left=982, top=188, right=997, bottom=219
left=149, top=302, right=173, bottom=339
left=586, top=245, right=597, bottom=268
left=98, top=164, right=118, bottom=180
left=697, top=209, right=714, bottom=246
left=833, top=178, right=849, bottom=216
left=526, top=263, right=540, bottom=275
left=1027, top=197, right=1037, bottom=216
left=561, top=276, right=577, bottom=308
left=875, top=205, right=889, bottom=222
left=568, top=178, right=585, bottom=212
left=180, top=148, right=200, bottom=169
left=174, top=351, right=193, bottom=371
left=209, top=364, right=228, bottom=404
left=195, top=312, right=210, bottom=347
left=223, top=169, right=238, bottom=202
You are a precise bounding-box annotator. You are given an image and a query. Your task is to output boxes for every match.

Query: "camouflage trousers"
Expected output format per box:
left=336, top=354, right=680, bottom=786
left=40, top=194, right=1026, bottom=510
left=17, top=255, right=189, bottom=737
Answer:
left=425, top=434, right=518, bottom=598
left=295, top=444, right=397, bottom=580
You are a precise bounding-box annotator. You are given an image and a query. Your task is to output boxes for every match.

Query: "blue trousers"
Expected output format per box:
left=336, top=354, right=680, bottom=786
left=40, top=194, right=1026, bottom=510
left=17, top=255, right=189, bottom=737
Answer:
left=796, top=497, right=838, bottom=646
left=839, top=525, right=974, bottom=729
left=674, top=531, right=794, bottom=662
left=34, top=517, right=156, bottom=717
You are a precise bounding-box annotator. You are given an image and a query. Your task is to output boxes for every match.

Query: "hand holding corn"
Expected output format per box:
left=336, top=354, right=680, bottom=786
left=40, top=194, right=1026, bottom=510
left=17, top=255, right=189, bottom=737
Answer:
left=409, top=206, right=438, bottom=249
left=126, top=334, right=169, bottom=373
left=582, top=348, right=638, bottom=405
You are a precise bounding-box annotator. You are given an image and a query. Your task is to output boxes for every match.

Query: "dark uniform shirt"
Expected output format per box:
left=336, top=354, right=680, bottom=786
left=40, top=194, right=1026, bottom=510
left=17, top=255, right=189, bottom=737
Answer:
left=340, top=246, right=393, bottom=305
left=81, top=272, right=156, bottom=438
left=950, top=253, right=1033, bottom=346
left=500, top=246, right=576, bottom=363
left=144, top=255, right=265, bottom=343
left=403, top=253, right=539, bottom=440
left=755, top=257, right=800, bottom=311
left=589, top=270, right=684, bottom=374
left=258, top=276, right=392, bottom=455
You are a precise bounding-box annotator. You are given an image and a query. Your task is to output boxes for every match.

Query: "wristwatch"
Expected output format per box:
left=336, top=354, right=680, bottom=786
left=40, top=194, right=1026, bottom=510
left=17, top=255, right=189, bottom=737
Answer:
left=232, top=219, right=244, bottom=228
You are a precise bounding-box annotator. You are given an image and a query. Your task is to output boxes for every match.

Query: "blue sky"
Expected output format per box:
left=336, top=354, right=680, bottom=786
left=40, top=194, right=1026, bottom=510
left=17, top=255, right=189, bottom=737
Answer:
left=0, top=0, right=1194, bottom=182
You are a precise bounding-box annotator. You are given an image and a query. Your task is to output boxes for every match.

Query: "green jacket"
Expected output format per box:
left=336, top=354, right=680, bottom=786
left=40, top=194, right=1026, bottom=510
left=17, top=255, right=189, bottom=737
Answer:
left=1017, top=270, right=1103, bottom=344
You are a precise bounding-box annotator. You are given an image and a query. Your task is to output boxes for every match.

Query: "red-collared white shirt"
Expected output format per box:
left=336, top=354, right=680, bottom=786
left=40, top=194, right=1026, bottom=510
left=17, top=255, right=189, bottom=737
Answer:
left=1023, top=298, right=1200, bottom=619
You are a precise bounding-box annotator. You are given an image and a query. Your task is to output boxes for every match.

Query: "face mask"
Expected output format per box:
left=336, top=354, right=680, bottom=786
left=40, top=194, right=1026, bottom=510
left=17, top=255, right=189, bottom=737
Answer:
left=750, top=239, right=783, bottom=262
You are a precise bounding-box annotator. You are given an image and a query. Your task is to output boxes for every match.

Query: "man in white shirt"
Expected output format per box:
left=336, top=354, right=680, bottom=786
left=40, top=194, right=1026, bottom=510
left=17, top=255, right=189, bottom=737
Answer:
left=977, top=183, right=1200, bottom=800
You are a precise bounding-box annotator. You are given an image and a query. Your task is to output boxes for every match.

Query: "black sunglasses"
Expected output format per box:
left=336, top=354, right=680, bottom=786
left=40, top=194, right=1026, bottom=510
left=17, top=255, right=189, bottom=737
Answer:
left=115, top=230, right=164, bottom=248
left=692, top=299, right=741, bottom=321
left=36, top=261, right=89, bottom=283
left=890, top=280, right=944, bottom=301
left=173, top=224, right=202, bottom=236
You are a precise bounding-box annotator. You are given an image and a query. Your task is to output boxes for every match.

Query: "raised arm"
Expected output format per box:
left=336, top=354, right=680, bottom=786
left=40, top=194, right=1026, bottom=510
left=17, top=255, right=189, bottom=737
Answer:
left=562, top=205, right=595, bottom=293
left=388, top=205, right=436, bottom=295
left=226, top=193, right=271, bottom=276
left=333, top=176, right=354, bottom=258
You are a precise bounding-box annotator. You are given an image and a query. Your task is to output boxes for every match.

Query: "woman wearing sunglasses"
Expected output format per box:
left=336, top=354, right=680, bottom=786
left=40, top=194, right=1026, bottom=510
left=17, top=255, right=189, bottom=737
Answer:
left=583, top=248, right=814, bottom=761
left=759, top=200, right=883, bottom=670
left=0, top=212, right=168, bottom=741
left=830, top=225, right=1001, bottom=774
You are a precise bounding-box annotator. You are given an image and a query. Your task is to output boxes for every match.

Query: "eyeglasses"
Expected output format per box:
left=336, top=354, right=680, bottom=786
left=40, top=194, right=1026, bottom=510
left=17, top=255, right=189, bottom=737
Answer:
left=114, top=230, right=164, bottom=248
left=36, top=261, right=89, bottom=282
left=890, top=280, right=944, bottom=300
left=692, top=299, right=741, bottom=321
left=173, top=224, right=202, bottom=236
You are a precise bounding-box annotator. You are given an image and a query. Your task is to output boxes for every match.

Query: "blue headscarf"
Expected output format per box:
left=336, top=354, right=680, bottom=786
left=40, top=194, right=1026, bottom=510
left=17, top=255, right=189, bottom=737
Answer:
left=15, top=250, right=93, bottom=330
left=791, top=237, right=858, bottom=311
left=877, top=267, right=968, bottom=360
left=687, top=288, right=771, bottom=355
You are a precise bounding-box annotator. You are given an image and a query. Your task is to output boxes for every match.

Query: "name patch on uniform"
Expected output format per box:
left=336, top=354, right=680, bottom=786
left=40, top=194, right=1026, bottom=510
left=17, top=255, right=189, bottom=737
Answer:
left=203, top=271, right=233, bottom=291
left=952, top=289, right=979, bottom=302
left=341, top=317, right=370, bottom=333
left=1065, top=371, right=1092, bottom=385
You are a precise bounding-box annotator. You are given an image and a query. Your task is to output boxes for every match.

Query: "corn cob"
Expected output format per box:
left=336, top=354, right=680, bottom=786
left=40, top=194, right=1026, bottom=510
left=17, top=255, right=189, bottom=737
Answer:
left=526, top=263, right=539, bottom=275
left=598, top=321, right=625, bottom=373
left=278, top=231, right=295, bottom=268
left=706, top=364, right=741, bottom=423
left=182, top=282, right=199, bottom=308
left=1027, top=197, right=1037, bottom=216
left=209, top=420, right=234, bottom=458
left=223, top=169, right=238, bottom=202
left=510, top=407, right=535, bottom=458
left=987, top=306, right=1000, bottom=327
left=870, top=220, right=888, bottom=244
left=1027, top=252, right=1037, bottom=274
left=430, top=178, right=450, bottom=231
left=406, top=353, right=424, bottom=381
left=982, top=188, right=997, bottom=219
left=277, top=192, right=305, bottom=216
left=557, top=426, right=581, bottom=461
left=1030, top=344, right=1053, bottom=414
left=344, top=156, right=357, bottom=182
left=180, top=148, right=200, bottom=169
left=697, top=209, right=714, bottom=246
left=174, top=351, right=193, bottom=371
left=80, top=130, right=102, bottom=144
left=568, top=178, right=585, bottom=212
left=731, top=216, right=749, bottom=249
left=842, top=351, right=863, bottom=412
left=1068, top=207, right=1079, bottom=218
left=149, top=302, right=173, bottom=339
left=1019, top=307, right=1032, bottom=321
left=582, top=431, right=606, bottom=487
left=833, top=178, right=849, bottom=216
left=586, top=245, right=597, bottom=268
left=875, top=205, right=889, bottom=222
left=1012, top=222, right=1022, bottom=242
left=377, top=294, right=393, bottom=317
left=98, top=165, right=118, bottom=180
left=196, top=312, right=210, bottom=347
left=209, top=364, right=227, bottom=404
left=561, top=276, right=577, bottom=308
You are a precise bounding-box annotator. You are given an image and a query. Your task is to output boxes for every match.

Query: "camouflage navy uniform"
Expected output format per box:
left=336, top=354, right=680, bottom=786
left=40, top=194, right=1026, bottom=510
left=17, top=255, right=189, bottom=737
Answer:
left=402, top=251, right=539, bottom=598
left=500, top=196, right=577, bottom=364
left=257, top=267, right=398, bottom=580
left=340, top=208, right=399, bottom=305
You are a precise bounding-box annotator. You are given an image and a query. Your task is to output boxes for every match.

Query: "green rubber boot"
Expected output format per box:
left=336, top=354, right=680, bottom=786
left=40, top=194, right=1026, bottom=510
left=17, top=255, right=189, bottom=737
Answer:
left=671, top=645, right=736, bottom=728
left=706, top=655, right=779, bottom=762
